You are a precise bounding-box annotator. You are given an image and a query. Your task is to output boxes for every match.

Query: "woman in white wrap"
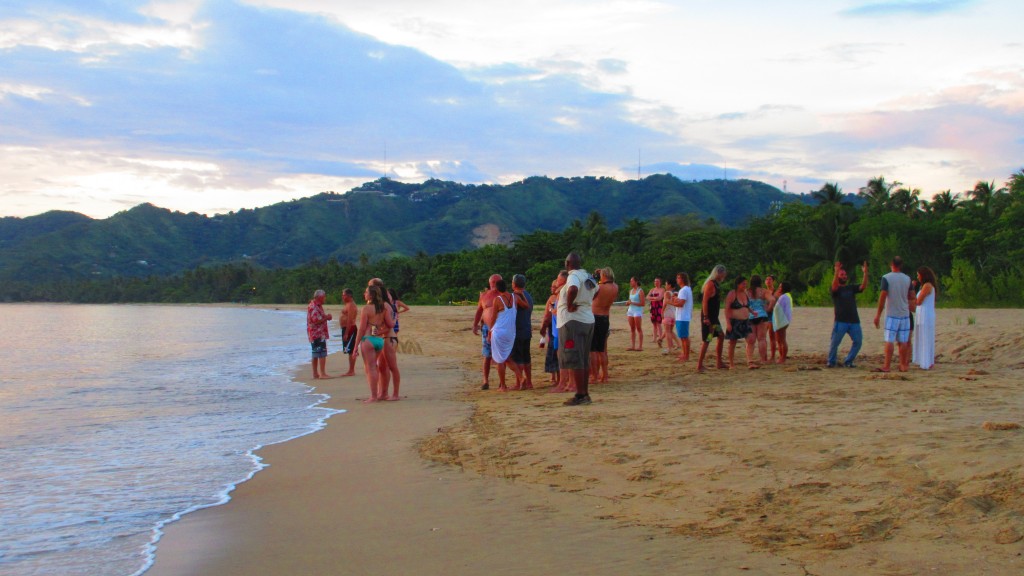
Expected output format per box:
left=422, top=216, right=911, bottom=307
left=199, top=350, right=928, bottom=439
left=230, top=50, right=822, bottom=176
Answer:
left=913, top=266, right=937, bottom=370
left=488, top=278, right=519, bottom=391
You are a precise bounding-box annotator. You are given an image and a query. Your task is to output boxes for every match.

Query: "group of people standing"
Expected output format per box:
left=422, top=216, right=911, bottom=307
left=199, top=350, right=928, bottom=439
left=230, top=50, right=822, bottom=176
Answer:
left=624, top=274, right=695, bottom=362
left=687, top=266, right=793, bottom=373
left=471, top=253, right=940, bottom=407
left=829, top=255, right=936, bottom=372
left=305, top=254, right=940, bottom=410
left=475, top=252, right=601, bottom=406
left=305, top=279, right=410, bottom=402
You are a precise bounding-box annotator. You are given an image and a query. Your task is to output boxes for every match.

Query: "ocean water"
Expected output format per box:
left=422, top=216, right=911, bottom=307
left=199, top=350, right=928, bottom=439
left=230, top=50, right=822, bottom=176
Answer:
left=0, top=304, right=343, bottom=576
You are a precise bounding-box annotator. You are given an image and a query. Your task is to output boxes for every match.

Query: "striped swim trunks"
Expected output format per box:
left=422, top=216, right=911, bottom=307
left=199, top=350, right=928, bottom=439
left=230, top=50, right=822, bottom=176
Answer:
left=884, top=316, right=911, bottom=344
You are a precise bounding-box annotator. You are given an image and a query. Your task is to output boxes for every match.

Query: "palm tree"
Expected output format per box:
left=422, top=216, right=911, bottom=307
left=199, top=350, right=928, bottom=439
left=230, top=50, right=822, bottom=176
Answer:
left=1005, top=169, right=1024, bottom=198
left=891, top=186, right=922, bottom=216
left=812, top=182, right=851, bottom=206
left=858, top=176, right=900, bottom=214
left=969, top=180, right=1007, bottom=213
left=925, top=189, right=960, bottom=216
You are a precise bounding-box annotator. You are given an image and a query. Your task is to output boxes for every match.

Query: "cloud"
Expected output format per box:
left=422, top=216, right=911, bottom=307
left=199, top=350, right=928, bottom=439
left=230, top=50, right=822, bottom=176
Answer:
left=0, top=0, right=697, bottom=216
left=841, top=0, right=974, bottom=17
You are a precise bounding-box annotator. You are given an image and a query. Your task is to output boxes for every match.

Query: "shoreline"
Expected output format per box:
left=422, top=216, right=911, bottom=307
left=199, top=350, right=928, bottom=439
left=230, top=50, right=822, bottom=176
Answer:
left=147, top=306, right=1024, bottom=575
left=144, top=309, right=797, bottom=575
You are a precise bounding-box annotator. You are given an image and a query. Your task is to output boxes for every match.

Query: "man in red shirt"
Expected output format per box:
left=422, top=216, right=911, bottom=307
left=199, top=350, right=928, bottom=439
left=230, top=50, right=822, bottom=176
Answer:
left=307, top=289, right=334, bottom=379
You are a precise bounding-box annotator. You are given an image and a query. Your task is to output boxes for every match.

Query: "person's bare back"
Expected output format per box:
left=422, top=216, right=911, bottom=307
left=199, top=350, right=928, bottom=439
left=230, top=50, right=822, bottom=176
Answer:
left=592, top=281, right=618, bottom=315
left=475, top=288, right=500, bottom=332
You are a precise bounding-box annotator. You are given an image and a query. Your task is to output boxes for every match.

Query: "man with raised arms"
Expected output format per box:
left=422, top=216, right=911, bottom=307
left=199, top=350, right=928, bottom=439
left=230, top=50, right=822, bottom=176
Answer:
left=472, top=274, right=502, bottom=390
left=590, top=267, right=618, bottom=383
left=828, top=261, right=868, bottom=368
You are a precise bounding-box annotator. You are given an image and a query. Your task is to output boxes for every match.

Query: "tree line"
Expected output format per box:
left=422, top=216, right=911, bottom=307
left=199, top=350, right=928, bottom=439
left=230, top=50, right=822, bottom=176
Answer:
left=8, top=169, right=1023, bottom=308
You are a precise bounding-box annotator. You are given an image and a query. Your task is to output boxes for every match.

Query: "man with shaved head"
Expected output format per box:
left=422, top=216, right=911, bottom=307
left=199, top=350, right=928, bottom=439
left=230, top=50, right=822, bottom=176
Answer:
left=472, top=273, right=502, bottom=389
left=558, top=252, right=597, bottom=406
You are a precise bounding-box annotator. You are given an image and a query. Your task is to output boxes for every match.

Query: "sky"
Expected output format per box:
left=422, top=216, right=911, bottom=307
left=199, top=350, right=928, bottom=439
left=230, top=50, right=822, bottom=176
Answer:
left=1, top=0, right=1022, bottom=218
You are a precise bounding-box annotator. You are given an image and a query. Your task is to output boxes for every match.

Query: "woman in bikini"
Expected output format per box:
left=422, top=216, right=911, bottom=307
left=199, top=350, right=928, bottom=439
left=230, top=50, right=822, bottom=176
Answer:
left=371, top=279, right=402, bottom=400
left=353, top=285, right=394, bottom=402
left=627, top=277, right=646, bottom=351
left=747, top=275, right=772, bottom=363
left=724, top=276, right=758, bottom=369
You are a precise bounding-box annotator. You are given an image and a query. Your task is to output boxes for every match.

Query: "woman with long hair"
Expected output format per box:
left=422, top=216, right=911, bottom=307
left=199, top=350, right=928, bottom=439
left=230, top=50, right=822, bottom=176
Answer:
left=626, top=277, right=646, bottom=351
left=764, top=275, right=779, bottom=362
left=661, top=279, right=679, bottom=355
left=648, top=277, right=665, bottom=346
left=353, top=285, right=393, bottom=402
left=370, top=279, right=401, bottom=400
left=696, top=265, right=727, bottom=373
left=913, top=266, right=937, bottom=370
left=748, top=274, right=772, bottom=363
left=772, top=281, right=793, bottom=364
left=541, top=273, right=566, bottom=390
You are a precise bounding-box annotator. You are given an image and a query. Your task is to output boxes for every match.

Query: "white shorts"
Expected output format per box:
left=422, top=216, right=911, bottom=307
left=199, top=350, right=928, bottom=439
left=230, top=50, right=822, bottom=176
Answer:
left=627, top=309, right=643, bottom=318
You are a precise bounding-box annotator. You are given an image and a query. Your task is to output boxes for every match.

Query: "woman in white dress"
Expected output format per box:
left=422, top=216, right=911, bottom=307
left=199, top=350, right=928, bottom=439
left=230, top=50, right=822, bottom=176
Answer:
left=487, top=278, right=519, bottom=391
left=913, top=266, right=937, bottom=370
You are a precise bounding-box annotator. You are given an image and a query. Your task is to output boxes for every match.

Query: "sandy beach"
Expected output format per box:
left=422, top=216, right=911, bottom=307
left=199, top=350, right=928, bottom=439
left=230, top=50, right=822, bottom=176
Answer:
left=148, top=305, right=1024, bottom=575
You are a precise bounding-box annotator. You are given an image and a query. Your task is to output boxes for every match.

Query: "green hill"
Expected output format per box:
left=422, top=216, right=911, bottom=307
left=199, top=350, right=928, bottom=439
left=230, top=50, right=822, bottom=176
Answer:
left=0, top=174, right=800, bottom=284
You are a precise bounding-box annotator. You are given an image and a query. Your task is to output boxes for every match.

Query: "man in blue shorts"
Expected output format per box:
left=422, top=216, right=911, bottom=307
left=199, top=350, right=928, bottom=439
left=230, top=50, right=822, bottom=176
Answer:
left=306, top=289, right=334, bottom=379
left=873, top=256, right=916, bottom=373
left=472, top=274, right=502, bottom=390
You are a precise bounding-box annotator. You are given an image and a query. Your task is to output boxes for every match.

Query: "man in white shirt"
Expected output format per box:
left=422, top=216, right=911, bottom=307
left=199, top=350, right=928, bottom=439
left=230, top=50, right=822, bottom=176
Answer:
left=558, top=252, right=597, bottom=406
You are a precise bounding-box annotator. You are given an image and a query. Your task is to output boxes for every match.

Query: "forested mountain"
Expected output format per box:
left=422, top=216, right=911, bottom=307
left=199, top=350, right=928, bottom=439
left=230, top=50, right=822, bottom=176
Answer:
left=5, top=169, right=1024, bottom=306
left=0, top=174, right=797, bottom=285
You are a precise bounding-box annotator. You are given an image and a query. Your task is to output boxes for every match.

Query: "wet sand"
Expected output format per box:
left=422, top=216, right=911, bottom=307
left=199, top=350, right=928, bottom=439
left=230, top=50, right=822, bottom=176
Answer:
left=148, top=306, right=1024, bottom=575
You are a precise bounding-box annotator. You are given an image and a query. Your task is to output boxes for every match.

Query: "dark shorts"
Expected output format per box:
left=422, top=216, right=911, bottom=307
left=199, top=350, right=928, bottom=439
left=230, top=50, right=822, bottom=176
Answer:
left=701, top=315, right=724, bottom=342
left=511, top=337, right=531, bottom=365
left=558, top=320, right=595, bottom=370
left=544, top=342, right=560, bottom=373
left=341, top=327, right=357, bottom=354
left=749, top=316, right=769, bottom=325
left=311, top=339, right=327, bottom=359
left=726, top=319, right=753, bottom=340
left=592, top=315, right=610, bottom=353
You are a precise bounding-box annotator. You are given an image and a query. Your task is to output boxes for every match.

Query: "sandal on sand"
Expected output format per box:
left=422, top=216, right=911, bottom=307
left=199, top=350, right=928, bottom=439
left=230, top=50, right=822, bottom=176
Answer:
left=871, top=368, right=890, bottom=373
left=481, top=383, right=490, bottom=390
